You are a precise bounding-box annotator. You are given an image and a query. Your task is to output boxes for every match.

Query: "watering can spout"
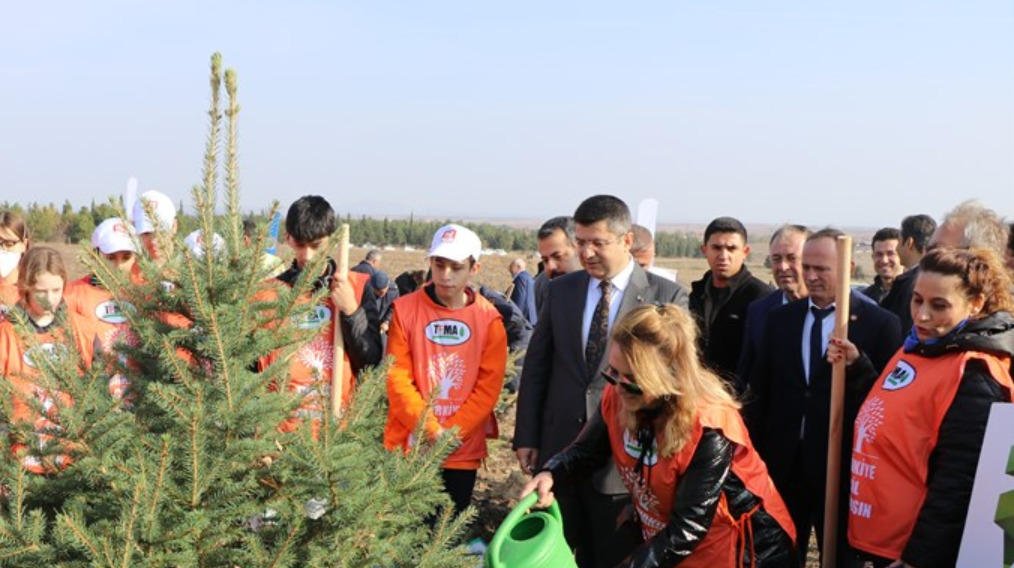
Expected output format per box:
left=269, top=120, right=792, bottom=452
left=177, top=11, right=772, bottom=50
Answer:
left=486, top=492, right=577, bottom=568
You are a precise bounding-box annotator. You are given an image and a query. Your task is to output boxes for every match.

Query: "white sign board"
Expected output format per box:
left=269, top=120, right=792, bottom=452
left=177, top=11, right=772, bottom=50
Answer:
left=957, top=402, right=1014, bottom=567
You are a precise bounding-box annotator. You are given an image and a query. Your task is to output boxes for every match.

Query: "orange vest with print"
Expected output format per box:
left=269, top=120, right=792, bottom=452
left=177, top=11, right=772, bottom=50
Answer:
left=264, top=271, right=369, bottom=433
left=0, top=312, right=98, bottom=474
left=64, top=276, right=138, bottom=402
left=383, top=291, right=502, bottom=465
left=602, top=387, right=795, bottom=568
left=848, top=349, right=1013, bottom=559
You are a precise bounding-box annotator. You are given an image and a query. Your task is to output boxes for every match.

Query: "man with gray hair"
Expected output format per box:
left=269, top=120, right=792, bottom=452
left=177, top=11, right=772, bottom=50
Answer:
left=930, top=199, right=1009, bottom=252
left=508, top=257, right=538, bottom=325
left=351, top=249, right=382, bottom=276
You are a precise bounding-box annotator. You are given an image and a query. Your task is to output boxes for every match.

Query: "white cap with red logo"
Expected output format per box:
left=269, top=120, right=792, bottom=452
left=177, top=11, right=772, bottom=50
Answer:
left=91, top=218, right=137, bottom=254
left=184, top=229, right=225, bottom=259
left=428, top=224, right=482, bottom=262
left=132, top=190, right=177, bottom=235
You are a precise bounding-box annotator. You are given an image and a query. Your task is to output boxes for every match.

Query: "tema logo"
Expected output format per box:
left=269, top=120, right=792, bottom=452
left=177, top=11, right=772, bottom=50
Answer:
left=296, top=306, right=332, bottom=330
left=883, top=360, right=916, bottom=391
left=425, top=319, right=471, bottom=346
left=94, top=300, right=133, bottom=324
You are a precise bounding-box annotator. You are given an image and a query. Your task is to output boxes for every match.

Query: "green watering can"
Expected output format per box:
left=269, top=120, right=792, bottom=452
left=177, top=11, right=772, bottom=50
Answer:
left=485, top=492, right=578, bottom=568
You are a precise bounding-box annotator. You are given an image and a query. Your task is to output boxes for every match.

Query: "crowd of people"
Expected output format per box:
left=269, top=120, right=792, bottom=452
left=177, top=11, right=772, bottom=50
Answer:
left=2, top=192, right=1014, bottom=568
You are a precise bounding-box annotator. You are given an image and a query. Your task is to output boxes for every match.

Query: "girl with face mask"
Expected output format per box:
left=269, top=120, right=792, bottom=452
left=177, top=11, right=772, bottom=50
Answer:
left=0, top=211, right=31, bottom=315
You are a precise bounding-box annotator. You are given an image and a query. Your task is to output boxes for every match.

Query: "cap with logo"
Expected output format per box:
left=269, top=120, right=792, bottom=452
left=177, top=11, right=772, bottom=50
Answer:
left=132, top=190, right=178, bottom=235
left=428, top=224, right=482, bottom=262
left=91, top=218, right=137, bottom=254
left=184, top=229, right=225, bottom=259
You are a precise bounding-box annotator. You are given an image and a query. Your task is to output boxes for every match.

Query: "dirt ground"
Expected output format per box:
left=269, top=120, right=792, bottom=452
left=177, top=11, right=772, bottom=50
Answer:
left=49, top=241, right=829, bottom=564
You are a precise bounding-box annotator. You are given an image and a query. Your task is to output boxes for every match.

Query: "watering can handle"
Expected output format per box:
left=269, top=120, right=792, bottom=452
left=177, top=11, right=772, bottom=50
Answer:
left=487, top=491, right=563, bottom=568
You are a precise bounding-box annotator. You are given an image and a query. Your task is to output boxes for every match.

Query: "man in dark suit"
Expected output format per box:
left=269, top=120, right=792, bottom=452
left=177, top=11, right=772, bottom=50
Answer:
left=351, top=249, right=381, bottom=276
left=514, top=195, right=689, bottom=568
left=508, top=257, right=538, bottom=325
left=736, top=224, right=810, bottom=392
left=880, top=214, right=936, bottom=338
left=744, top=228, right=901, bottom=568
left=532, top=216, right=583, bottom=312
left=688, top=216, right=772, bottom=383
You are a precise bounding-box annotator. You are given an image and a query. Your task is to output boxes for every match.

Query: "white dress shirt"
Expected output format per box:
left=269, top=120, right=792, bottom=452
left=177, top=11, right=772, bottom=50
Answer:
left=801, top=299, right=836, bottom=384
left=581, top=257, right=636, bottom=350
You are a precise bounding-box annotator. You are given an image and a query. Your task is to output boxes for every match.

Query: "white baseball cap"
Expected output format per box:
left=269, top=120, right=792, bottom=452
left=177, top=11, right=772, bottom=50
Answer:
left=428, top=224, right=482, bottom=262
left=91, top=218, right=137, bottom=254
left=133, top=190, right=177, bottom=234
left=184, top=229, right=225, bottom=259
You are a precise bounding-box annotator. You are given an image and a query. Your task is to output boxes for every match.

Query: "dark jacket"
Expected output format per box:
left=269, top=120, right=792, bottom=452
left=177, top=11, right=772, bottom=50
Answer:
left=879, top=266, right=918, bottom=342
left=509, top=270, right=539, bottom=326
left=478, top=285, right=533, bottom=353
left=544, top=406, right=795, bottom=568
left=895, top=312, right=1014, bottom=568
left=688, top=268, right=773, bottom=384
left=861, top=275, right=890, bottom=305
left=735, top=290, right=787, bottom=395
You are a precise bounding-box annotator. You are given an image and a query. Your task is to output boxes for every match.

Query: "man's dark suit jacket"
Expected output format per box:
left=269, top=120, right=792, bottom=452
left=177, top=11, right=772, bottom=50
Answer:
left=514, top=262, right=689, bottom=493
left=510, top=270, right=539, bottom=326
left=735, top=289, right=786, bottom=394
left=880, top=266, right=918, bottom=343
left=743, top=292, right=901, bottom=490
left=688, top=268, right=772, bottom=384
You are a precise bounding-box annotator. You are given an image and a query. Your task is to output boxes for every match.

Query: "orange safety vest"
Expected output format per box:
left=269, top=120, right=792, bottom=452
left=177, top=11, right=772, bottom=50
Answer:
left=848, top=348, right=1014, bottom=559
left=64, top=276, right=138, bottom=402
left=383, top=289, right=504, bottom=467
left=0, top=311, right=99, bottom=474
left=602, top=387, right=796, bottom=568
left=260, top=271, right=370, bottom=433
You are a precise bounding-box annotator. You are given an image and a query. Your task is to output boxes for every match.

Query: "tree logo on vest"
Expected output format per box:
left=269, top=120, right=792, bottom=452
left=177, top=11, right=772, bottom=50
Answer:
left=883, top=360, right=916, bottom=390
left=296, top=306, right=332, bottom=330
left=854, top=396, right=884, bottom=455
left=425, top=319, right=471, bottom=346
left=622, top=429, right=659, bottom=466
left=94, top=300, right=134, bottom=324
left=23, top=343, right=66, bottom=368
left=297, top=336, right=334, bottom=374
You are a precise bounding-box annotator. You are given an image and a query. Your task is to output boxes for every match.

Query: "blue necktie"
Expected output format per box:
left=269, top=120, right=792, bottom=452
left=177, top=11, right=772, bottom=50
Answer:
left=809, top=305, right=835, bottom=382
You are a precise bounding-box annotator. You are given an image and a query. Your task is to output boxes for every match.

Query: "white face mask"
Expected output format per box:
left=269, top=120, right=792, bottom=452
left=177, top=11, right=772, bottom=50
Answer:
left=0, top=251, right=21, bottom=279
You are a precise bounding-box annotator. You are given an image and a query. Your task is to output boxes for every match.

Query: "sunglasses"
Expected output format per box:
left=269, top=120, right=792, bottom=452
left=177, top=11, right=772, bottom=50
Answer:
left=601, top=366, right=643, bottom=395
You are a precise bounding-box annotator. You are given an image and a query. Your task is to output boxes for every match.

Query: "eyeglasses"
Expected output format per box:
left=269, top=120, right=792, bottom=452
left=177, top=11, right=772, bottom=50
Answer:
left=575, top=238, right=619, bottom=251
left=601, top=366, right=643, bottom=395
left=0, top=238, right=23, bottom=251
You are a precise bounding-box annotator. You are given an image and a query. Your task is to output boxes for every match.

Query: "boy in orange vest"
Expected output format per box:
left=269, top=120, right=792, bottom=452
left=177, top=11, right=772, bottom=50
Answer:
left=261, top=196, right=381, bottom=431
left=384, top=224, right=508, bottom=515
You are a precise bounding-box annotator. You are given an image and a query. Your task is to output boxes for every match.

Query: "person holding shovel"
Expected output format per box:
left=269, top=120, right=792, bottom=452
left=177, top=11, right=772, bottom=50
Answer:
left=522, top=304, right=796, bottom=567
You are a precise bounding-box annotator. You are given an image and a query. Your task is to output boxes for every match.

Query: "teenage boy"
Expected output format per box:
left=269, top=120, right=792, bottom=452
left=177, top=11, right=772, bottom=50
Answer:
left=264, top=195, right=381, bottom=432
left=383, top=224, right=508, bottom=515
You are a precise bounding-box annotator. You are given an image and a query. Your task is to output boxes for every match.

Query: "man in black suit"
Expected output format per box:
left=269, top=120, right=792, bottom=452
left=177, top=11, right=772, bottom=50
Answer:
left=736, top=224, right=810, bottom=393
left=688, top=216, right=772, bottom=384
left=514, top=195, right=689, bottom=568
left=879, top=214, right=936, bottom=337
left=744, top=228, right=901, bottom=568
left=532, top=216, right=583, bottom=313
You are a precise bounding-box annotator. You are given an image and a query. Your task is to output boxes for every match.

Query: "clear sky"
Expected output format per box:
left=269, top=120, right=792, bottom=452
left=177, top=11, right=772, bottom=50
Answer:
left=2, top=1, right=1012, bottom=228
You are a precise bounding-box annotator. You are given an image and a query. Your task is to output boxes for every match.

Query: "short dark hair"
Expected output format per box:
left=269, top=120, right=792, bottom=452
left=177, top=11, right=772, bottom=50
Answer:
left=630, top=224, right=653, bottom=254
left=573, top=195, right=631, bottom=236
left=900, top=214, right=936, bottom=253
left=242, top=218, right=256, bottom=238
left=769, top=224, right=809, bottom=246
left=807, top=227, right=848, bottom=245
left=537, top=216, right=575, bottom=242
left=285, top=196, right=336, bottom=243
left=871, top=227, right=901, bottom=246
left=703, top=217, right=747, bottom=244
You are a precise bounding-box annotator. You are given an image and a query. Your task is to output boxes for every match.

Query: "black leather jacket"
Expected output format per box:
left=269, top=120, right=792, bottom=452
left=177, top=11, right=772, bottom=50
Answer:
left=543, top=407, right=795, bottom=568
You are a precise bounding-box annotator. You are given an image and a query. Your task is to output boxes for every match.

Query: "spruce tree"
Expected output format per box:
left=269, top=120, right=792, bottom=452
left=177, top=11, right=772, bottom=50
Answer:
left=0, top=53, right=473, bottom=567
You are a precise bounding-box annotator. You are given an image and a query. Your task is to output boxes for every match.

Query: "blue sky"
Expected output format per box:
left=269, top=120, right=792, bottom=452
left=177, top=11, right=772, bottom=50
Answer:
left=2, top=1, right=1012, bottom=228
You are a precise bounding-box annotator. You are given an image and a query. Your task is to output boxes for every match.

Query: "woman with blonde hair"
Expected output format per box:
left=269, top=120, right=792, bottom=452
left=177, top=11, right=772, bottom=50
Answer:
left=521, top=304, right=795, bottom=567
left=848, top=247, right=1014, bottom=568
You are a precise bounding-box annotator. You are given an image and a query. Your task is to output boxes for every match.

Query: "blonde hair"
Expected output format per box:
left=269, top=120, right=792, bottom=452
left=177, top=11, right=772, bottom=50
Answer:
left=610, top=304, right=739, bottom=457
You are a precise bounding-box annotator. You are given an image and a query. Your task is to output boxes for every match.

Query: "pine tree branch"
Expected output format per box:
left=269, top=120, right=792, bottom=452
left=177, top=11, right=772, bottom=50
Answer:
left=57, top=513, right=102, bottom=559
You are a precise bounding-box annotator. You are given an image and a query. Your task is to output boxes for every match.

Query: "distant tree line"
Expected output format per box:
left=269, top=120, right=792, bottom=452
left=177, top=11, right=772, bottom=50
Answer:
left=0, top=199, right=703, bottom=258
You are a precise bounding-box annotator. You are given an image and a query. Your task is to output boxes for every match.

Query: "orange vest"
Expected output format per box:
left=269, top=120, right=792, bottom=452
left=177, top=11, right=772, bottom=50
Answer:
left=261, top=271, right=369, bottom=433
left=383, top=290, right=505, bottom=467
left=0, top=282, right=18, bottom=322
left=64, top=276, right=137, bottom=402
left=0, top=311, right=98, bottom=474
left=848, top=348, right=1014, bottom=559
left=602, top=387, right=796, bottom=568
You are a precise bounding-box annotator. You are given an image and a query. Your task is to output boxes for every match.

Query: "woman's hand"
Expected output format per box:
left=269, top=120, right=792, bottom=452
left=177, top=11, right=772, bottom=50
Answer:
left=826, top=336, right=859, bottom=366
left=519, top=471, right=555, bottom=509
